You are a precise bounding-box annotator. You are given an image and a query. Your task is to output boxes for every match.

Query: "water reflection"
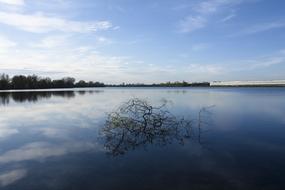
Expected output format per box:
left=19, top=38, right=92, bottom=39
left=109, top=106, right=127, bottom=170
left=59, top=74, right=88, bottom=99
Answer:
left=0, top=142, right=100, bottom=164
left=1, top=88, right=284, bottom=189
left=101, top=98, right=208, bottom=156
left=0, top=90, right=102, bottom=105
left=0, top=169, right=27, bottom=187
left=0, top=93, right=9, bottom=105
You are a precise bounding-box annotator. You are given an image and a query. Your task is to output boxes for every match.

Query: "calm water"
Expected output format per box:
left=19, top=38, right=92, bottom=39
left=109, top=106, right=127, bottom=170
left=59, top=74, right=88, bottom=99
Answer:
left=0, top=87, right=285, bottom=190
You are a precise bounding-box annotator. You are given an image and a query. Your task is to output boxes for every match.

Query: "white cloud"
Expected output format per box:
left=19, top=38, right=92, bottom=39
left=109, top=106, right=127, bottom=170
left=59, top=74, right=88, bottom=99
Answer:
left=178, top=16, right=207, bottom=33
left=96, top=36, right=113, bottom=45
left=172, top=49, right=285, bottom=81
left=0, top=36, right=16, bottom=49
left=0, top=0, right=24, bottom=6
left=194, top=0, right=242, bottom=14
left=280, top=49, right=285, bottom=54
left=244, top=54, right=285, bottom=69
left=188, top=64, right=224, bottom=75
left=0, top=36, right=16, bottom=53
left=0, top=11, right=113, bottom=33
left=191, top=43, right=210, bottom=51
left=178, top=0, right=245, bottom=33
left=220, top=12, right=236, bottom=22
left=0, top=44, right=137, bottom=82
left=1, top=34, right=284, bottom=83
left=255, top=57, right=285, bottom=67
left=231, top=21, right=285, bottom=36
left=0, top=169, right=27, bottom=187
left=31, top=35, right=69, bottom=48
left=195, top=1, right=220, bottom=14
left=202, top=49, right=285, bottom=74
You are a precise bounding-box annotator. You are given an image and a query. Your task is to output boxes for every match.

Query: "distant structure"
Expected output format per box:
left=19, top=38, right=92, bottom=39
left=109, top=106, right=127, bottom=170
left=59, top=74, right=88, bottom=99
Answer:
left=210, top=80, right=285, bottom=87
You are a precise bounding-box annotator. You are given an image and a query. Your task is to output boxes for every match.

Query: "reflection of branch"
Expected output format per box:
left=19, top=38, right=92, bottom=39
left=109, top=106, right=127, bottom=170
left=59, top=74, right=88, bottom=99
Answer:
left=102, top=98, right=197, bottom=156
left=197, top=105, right=215, bottom=144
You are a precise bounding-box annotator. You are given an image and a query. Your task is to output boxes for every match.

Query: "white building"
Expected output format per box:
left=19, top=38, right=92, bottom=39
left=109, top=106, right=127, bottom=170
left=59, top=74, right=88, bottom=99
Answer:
left=210, top=80, right=285, bottom=86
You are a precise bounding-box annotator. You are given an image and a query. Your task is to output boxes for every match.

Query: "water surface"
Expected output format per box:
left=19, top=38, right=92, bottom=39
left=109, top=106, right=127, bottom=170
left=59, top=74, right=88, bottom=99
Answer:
left=0, top=87, right=285, bottom=190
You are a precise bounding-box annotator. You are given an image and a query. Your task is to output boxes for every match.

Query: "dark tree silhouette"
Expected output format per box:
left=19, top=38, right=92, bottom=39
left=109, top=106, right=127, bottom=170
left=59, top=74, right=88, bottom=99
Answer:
left=0, top=73, right=210, bottom=90
left=0, top=73, right=105, bottom=90
left=75, top=80, right=88, bottom=88
left=11, top=75, right=28, bottom=89
left=108, top=81, right=210, bottom=87
left=38, top=77, right=52, bottom=89
left=26, top=75, right=39, bottom=89
left=0, top=74, right=10, bottom=90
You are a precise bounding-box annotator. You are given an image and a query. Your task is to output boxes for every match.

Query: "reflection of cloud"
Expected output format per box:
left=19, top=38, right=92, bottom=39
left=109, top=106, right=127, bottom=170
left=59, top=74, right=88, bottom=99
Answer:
left=0, top=142, right=101, bottom=164
left=0, top=169, right=27, bottom=187
left=38, top=128, right=70, bottom=139
left=0, top=118, right=18, bottom=139
left=0, top=127, right=18, bottom=139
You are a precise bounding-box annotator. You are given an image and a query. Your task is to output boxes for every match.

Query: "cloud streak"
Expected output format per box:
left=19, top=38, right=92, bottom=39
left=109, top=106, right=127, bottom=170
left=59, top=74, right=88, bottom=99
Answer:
left=191, top=43, right=210, bottom=51
left=194, top=0, right=242, bottom=14
left=220, top=12, right=236, bottom=22
left=31, top=35, right=69, bottom=48
left=0, top=36, right=16, bottom=50
left=0, top=11, right=113, bottom=33
left=230, top=21, right=285, bottom=36
left=178, top=16, right=207, bottom=33
left=178, top=0, right=245, bottom=33
left=0, top=0, right=24, bottom=6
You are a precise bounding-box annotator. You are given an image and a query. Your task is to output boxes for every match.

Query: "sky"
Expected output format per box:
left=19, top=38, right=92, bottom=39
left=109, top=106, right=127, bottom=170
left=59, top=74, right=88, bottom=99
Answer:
left=0, top=0, right=285, bottom=83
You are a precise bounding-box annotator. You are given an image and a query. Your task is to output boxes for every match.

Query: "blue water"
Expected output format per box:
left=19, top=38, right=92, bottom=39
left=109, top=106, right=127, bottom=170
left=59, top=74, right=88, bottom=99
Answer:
left=0, top=87, right=285, bottom=190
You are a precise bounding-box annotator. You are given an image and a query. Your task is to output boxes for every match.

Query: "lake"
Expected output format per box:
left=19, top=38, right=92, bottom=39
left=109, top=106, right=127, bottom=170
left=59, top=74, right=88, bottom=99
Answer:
left=0, top=87, right=285, bottom=190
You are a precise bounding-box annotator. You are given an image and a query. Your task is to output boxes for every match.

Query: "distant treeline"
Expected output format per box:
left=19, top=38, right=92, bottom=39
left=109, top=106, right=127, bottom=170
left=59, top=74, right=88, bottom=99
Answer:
left=0, top=74, right=105, bottom=90
left=107, top=81, right=210, bottom=87
left=0, top=73, right=210, bottom=90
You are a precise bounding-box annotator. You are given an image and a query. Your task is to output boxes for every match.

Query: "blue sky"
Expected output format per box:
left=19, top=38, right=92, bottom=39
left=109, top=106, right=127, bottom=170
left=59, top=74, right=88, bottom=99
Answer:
left=0, top=0, right=284, bottom=83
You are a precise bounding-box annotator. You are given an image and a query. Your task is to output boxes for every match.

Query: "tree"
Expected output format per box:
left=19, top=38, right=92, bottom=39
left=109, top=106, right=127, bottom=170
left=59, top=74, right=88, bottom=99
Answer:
left=11, top=75, right=28, bottom=89
left=38, top=77, right=52, bottom=89
left=75, top=80, right=88, bottom=87
left=63, top=77, right=75, bottom=88
left=0, top=73, right=106, bottom=90
left=26, top=75, right=39, bottom=89
left=0, top=74, right=10, bottom=90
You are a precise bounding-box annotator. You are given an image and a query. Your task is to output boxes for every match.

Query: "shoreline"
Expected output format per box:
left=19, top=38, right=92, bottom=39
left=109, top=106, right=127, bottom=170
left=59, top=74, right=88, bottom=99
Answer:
left=1, top=85, right=285, bottom=92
